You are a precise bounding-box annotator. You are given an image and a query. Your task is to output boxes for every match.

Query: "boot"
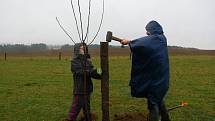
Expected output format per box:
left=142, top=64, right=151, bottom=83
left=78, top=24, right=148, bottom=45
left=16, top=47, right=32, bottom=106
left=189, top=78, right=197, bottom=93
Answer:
left=148, top=105, right=159, bottom=121
left=160, top=103, right=171, bottom=121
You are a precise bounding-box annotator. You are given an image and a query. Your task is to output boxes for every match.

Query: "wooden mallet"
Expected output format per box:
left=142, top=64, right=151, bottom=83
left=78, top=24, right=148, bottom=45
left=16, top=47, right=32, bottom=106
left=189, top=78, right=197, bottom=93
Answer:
left=106, top=31, right=123, bottom=43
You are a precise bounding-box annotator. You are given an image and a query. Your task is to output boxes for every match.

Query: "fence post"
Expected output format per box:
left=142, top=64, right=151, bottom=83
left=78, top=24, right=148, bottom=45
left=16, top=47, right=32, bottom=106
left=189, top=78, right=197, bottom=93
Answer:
left=59, top=52, right=62, bottom=60
left=100, top=42, right=109, bottom=121
left=4, top=52, right=7, bottom=61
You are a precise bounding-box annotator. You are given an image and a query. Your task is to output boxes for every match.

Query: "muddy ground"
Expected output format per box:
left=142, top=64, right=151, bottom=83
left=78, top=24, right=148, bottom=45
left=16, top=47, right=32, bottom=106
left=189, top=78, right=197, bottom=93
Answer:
left=113, top=113, right=148, bottom=121
left=77, top=112, right=148, bottom=121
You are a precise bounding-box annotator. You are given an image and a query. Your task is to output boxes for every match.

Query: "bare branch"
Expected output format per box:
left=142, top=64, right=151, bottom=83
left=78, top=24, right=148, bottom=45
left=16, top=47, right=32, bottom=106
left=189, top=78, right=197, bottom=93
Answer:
left=77, top=0, right=84, bottom=42
left=83, top=0, right=91, bottom=42
left=70, top=0, right=82, bottom=41
left=56, top=17, right=76, bottom=44
left=88, top=0, right=105, bottom=45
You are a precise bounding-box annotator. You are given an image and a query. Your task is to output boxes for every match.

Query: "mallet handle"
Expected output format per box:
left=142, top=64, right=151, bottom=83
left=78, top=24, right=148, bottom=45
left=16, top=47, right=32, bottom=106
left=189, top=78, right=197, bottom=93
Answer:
left=168, top=105, right=183, bottom=112
left=112, top=36, right=123, bottom=42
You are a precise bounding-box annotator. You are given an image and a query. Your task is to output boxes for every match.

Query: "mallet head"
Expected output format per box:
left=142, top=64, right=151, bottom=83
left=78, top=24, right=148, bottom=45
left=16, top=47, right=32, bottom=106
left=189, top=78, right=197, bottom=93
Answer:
left=106, top=31, right=112, bottom=42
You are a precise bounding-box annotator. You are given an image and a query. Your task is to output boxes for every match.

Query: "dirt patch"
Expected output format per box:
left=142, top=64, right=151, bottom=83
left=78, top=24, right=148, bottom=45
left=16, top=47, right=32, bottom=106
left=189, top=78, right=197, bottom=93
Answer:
left=78, top=112, right=98, bottom=121
left=77, top=112, right=147, bottom=121
left=113, top=113, right=148, bottom=121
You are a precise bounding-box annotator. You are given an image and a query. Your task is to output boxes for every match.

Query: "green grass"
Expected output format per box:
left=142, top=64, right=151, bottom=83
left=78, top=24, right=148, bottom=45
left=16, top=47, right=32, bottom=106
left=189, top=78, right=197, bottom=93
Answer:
left=0, top=56, right=215, bottom=121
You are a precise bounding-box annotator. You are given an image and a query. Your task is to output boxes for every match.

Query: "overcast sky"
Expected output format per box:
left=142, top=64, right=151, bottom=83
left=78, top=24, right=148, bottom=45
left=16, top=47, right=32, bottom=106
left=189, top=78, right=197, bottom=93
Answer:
left=0, top=0, right=214, bottom=49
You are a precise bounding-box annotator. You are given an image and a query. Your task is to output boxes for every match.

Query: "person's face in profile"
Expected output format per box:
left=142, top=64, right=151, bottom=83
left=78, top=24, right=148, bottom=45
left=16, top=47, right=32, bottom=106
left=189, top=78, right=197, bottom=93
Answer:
left=79, top=45, right=85, bottom=55
left=79, top=45, right=87, bottom=55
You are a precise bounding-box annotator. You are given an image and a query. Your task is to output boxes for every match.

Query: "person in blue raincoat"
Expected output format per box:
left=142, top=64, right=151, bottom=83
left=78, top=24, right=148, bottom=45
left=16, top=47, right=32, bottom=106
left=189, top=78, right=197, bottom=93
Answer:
left=120, top=20, right=171, bottom=121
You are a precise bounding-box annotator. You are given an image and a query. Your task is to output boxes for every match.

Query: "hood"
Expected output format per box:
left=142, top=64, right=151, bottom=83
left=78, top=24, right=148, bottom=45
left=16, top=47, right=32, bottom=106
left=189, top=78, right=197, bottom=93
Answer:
left=73, top=43, right=89, bottom=59
left=145, top=20, right=164, bottom=35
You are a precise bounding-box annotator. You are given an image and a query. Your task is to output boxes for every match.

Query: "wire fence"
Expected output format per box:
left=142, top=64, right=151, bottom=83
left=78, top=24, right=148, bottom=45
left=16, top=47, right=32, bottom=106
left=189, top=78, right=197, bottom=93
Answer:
left=0, top=48, right=132, bottom=61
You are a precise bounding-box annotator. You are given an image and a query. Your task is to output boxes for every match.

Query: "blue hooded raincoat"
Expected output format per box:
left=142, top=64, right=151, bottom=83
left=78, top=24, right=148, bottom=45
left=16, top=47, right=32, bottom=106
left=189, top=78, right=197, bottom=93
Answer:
left=129, top=21, right=169, bottom=103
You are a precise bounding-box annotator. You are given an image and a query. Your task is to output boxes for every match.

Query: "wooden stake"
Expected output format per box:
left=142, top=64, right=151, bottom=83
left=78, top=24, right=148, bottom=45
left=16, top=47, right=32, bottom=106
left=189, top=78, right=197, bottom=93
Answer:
left=59, top=52, right=62, bottom=60
left=4, top=52, right=6, bottom=61
left=100, top=42, right=109, bottom=121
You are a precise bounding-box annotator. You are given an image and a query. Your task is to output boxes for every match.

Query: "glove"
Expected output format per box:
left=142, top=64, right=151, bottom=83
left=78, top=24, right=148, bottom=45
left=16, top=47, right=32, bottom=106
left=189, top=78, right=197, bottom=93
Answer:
left=96, top=68, right=102, bottom=75
left=91, top=68, right=102, bottom=79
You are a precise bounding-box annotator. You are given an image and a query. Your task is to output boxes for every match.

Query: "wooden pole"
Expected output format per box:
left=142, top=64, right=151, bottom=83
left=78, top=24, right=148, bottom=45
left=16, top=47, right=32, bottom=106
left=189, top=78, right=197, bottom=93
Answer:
left=100, top=42, right=109, bottom=121
left=4, top=52, right=6, bottom=61
left=59, top=52, right=62, bottom=60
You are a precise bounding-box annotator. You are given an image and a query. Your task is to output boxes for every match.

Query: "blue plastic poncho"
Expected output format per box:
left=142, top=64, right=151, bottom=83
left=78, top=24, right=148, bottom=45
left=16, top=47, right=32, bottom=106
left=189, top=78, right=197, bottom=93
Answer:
left=129, top=21, right=169, bottom=103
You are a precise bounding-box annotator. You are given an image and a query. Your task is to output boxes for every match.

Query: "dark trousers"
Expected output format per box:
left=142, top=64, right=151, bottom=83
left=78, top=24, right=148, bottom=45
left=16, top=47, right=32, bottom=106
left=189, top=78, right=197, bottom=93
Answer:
left=147, top=95, right=171, bottom=121
left=67, top=94, right=91, bottom=121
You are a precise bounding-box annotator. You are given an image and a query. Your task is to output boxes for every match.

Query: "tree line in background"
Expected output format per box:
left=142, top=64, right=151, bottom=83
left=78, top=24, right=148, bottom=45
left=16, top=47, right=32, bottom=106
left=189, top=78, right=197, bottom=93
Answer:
left=0, top=43, right=48, bottom=53
left=0, top=43, right=201, bottom=54
left=0, top=43, right=104, bottom=53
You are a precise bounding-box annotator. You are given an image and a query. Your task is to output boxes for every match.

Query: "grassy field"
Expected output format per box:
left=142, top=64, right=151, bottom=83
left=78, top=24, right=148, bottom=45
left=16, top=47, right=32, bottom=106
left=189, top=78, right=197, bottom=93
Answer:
left=0, top=55, right=215, bottom=121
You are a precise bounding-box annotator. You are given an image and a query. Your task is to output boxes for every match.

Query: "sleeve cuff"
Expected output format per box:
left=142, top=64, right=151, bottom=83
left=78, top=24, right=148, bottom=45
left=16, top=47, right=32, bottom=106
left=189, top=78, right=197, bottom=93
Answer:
left=129, top=40, right=133, bottom=52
